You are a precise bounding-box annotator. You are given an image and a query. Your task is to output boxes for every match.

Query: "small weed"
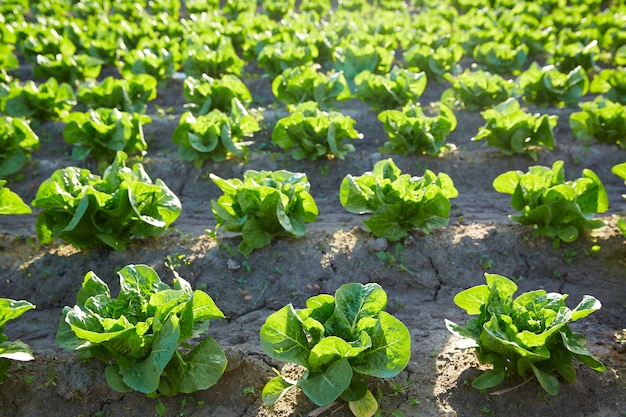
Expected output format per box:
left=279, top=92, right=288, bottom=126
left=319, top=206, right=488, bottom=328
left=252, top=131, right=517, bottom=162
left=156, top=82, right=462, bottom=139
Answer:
left=377, top=243, right=414, bottom=275
left=45, top=362, right=56, bottom=387
left=165, top=253, right=189, bottom=271
left=24, top=375, right=34, bottom=384
left=479, top=254, right=494, bottom=271
left=409, top=396, right=420, bottom=406
left=480, top=405, right=494, bottom=415
left=552, top=270, right=561, bottom=279
left=241, top=260, right=252, bottom=272
left=561, top=249, right=577, bottom=265
left=537, top=392, right=552, bottom=404
left=156, top=401, right=166, bottom=416
left=236, top=276, right=247, bottom=285
left=242, top=386, right=255, bottom=396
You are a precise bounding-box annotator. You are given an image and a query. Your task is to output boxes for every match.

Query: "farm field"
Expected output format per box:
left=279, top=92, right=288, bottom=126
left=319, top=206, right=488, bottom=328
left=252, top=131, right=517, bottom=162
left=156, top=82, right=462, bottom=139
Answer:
left=0, top=1, right=625, bottom=416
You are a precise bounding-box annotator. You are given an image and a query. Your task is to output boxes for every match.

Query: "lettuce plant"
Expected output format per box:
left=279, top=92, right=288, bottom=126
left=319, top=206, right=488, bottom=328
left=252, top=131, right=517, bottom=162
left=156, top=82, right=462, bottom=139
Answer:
left=63, top=108, right=151, bottom=165
left=0, top=298, right=35, bottom=382
left=33, top=53, right=102, bottom=85
left=590, top=69, right=626, bottom=104
left=271, top=64, right=351, bottom=110
left=210, top=170, right=318, bottom=256
left=569, top=97, right=626, bottom=148
left=340, top=158, right=458, bottom=241
left=446, top=273, right=605, bottom=396
left=173, top=98, right=260, bottom=166
left=379, top=103, right=457, bottom=156
left=472, top=98, right=557, bottom=160
left=272, top=101, right=362, bottom=161
left=119, top=47, right=176, bottom=86
left=612, top=162, right=626, bottom=236
left=183, top=38, right=244, bottom=79
left=354, top=66, right=427, bottom=110
left=260, top=282, right=410, bottom=417
left=262, top=0, right=295, bottom=20
left=2, top=78, right=76, bottom=121
left=0, top=116, right=39, bottom=178
left=516, top=63, right=589, bottom=108
left=77, top=74, right=157, bottom=114
left=57, top=264, right=227, bottom=396
left=493, top=160, right=608, bottom=246
left=332, top=40, right=395, bottom=80
left=183, top=74, right=252, bottom=115
left=257, top=41, right=319, bottom=78
left=32, top=151, right=181, bottom=250
left=442, top=69, right=514, bottom=111
left=549, top=40, right=599, bottom=73
left=403, top=43, right=463, bottom=83
left=0, top=180, right=31, bottom=215
left=472, top=41, right=528, bottom=75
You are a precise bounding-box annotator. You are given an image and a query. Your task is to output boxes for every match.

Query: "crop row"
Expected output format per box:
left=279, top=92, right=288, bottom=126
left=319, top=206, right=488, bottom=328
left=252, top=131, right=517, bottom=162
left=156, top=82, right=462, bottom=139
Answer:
left=0, top=263, right=608, bottom=417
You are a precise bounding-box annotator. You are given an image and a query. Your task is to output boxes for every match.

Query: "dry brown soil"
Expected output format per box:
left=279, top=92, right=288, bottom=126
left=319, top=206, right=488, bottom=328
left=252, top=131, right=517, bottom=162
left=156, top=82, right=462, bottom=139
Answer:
left=0, top=71, right=625, bottom=417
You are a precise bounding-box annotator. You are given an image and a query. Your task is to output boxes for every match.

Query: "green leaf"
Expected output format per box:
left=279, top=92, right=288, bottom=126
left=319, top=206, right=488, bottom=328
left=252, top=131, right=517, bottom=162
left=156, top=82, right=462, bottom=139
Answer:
left=262, top=375, right=296, bottom=405
left=348, top=389, right=378, bottom=417
left=471, top=370, right=506, bottom=390
left=570, top=295, right=601, bottom=322
left=452, top=285, right=489, bottom=315
left=160, top=336, right=227, bottom=394
left=331, top=283, right=387, bottom=339
left=352, top=311, right=411, bottom=378
left=529, top=361, right=559, bottom=396
left=118, top=315, right=180, bottom=394
left=298, top=358, right=353, bottom=406
left=260, top=304, right=311, bottom=366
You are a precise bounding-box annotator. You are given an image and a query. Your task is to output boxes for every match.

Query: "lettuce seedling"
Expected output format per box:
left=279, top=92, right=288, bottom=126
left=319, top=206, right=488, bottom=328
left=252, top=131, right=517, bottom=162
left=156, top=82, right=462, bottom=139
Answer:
left=57, top=264, right=227, bottom=396
left=210, top=170, right=318, bottom=256
left=354, top=66, right=427, bottom=110
left=173, top=98, right=260, bottom=166
left=379, top=103, right=457, bottom=156
left=63, top=108, right=151, bottom=166
left=260, top=282, right=410, bottom=417
left=0, top=180, right=31, bottom=215
left=549, top=40, right=599, bottom=73
left=333, top=38, right=395, bottom=80
left=257, top=41, right=319, bottom=78
left=569, top=97, right=626, bottom=148
left=0, top=116, right=39, bottom=178
left=403, top=43, right=463, bottom=83
left=590, top=69, right=626, bottom=105
left=612, top=162, right=626, bottom=236
left=516, top=63, right=589, bottom=108
left=77, top=74, right=157, bottom=114
left=442, top=69, right=513, bottom=111
left=493, top=160, right=608, bottom=246
left=472, top=98, right=557, bottom=160
left=32, top=151, right=181, bottom=250
left=2, top=78, right=76, bottom=121
left=0, top=298, right=35, bottom=382
left=183, top=74, right=252, bottom=115
left=33, top=53, right=102, bottom=85
left=271, top=64, right=351, bottom=110
left=119, top=47, right=176, bottom=87
left=340, top=158, right=458, bottom=241
left=472, top=41, right=528, bottom=75
left=183, top=37, right=244, bottom=79
left=446, top=273, right=605, bottom=396
left=272, top=101, right=362, bottom=161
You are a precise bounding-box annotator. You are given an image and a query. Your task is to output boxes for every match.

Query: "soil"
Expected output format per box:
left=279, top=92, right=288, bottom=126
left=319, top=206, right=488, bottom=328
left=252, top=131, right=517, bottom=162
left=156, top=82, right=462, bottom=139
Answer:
left=0, top=64, right=625, bottom=417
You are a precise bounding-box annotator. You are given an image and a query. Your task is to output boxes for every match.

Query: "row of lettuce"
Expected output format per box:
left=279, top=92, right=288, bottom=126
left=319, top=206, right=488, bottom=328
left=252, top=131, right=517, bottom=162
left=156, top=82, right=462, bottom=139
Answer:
left=2, top=153, right=625, bottom=254
left=0, top=265, right=607, bottom=416
left=3, top=63, right=626, bottom=173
